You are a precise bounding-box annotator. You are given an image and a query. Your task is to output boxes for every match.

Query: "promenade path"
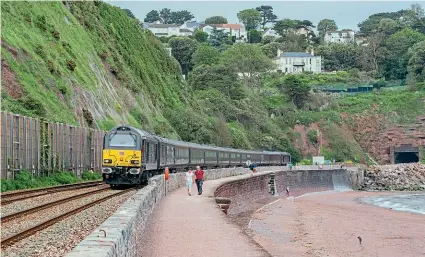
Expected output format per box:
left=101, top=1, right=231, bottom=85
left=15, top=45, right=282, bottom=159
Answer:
left=140, top=176, right=271, bottom=257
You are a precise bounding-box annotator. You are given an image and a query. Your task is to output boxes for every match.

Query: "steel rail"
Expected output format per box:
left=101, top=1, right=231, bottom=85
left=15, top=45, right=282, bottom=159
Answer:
left=1, top=188, right=135, bottom=249
left=1, top=187, right=110, bottom=223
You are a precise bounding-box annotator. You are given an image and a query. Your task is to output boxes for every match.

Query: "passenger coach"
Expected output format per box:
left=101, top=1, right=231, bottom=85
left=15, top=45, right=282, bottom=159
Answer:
left=102, top=125, right=291, bottom=186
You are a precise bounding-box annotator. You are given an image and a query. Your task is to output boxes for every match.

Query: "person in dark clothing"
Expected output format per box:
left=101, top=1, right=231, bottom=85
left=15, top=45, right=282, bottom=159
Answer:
left=195, top=166, right=204, bottom=195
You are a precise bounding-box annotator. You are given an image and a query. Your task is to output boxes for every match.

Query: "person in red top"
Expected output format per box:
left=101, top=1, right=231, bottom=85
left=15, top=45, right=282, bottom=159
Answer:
left=194, top=166, right=204, bottom=195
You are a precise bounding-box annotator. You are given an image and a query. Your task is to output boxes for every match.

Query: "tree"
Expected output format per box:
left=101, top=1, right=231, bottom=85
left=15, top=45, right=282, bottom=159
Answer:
left=316, top=44, right=358, bottom=71
left=281, top=75, right=311, bottom=109
left=377, top=18, right=405, bottom=35
left=358, top=10, right=409, bottom=34
left=192, top=43, right=220, bottom=66
left=407, top=40, right=425, bottom=83
left=159, top=8, right=172, bottom=24
left=170, top=10, right=194, bottom=24
left=122, top=9, right=136, bottom=19
left=220, top=44, right=275, bottom=88
left=317, top=19, right=338, bottom=37
left=193, top=29, right=209, bottom=43
left=205, top=16, right=228, bottom=25
left=144, top=10, right=161, bottom=23
left=237, top=9, right=262, bottom=31
left=189, top=64, right=243, bottom=100
left=215, top=118, right=233, bottom=147
left=261, top=42, right=284, bottom=58
left=168, top=37, right=199, bottom=76
left=273, top=19, right=298, bottom=36
left=248, top=29, right=262, bottom=43
left=262, top=35, right=276, bottom=44
left=209, top=28, right=232, bottom=51
left=381, top=28, right=425, bottom=80
left=356, top=33, right=384, bottom=74
left=256, top=5, right=277, bottom=30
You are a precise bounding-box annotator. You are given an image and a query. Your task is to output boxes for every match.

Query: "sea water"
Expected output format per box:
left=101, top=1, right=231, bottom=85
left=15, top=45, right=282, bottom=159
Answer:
left=360, top=193, right=425, bottom=215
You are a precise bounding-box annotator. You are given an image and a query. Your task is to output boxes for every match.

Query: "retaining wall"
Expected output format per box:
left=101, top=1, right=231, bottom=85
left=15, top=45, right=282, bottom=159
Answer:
left=214, top=168, right=364, bottom=216
left=65, top=166, right=278, bottom=257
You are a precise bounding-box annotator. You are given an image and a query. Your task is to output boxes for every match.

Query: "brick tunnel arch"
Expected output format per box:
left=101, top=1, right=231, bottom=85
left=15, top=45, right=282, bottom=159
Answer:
left=395, top=152, right=419, bottom=164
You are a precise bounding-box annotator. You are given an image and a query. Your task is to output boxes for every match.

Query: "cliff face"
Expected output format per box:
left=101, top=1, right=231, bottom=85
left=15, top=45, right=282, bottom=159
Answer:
left=1, top=1, right=184, bottom=138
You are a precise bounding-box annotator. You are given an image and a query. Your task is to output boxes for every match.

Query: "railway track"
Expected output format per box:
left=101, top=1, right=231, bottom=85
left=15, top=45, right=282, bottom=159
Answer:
left=1, top=186, right=110, bottom=223
left=0, top=181, right=104, bottom=205
left=1, top=188, right=135, bottom=249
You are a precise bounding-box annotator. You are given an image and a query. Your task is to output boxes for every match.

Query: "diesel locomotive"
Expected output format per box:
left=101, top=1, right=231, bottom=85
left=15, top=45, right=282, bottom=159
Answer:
left=101, top=125, right=291, bottom=186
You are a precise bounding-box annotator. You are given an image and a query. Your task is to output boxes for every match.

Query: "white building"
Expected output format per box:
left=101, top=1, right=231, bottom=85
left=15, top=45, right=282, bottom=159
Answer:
left=324, top=30, right=355, bottom=44
left=262, top=29, right=279, bottom=38
left=200, top=24, right=247, bottom=40
left=274, top=50, right=322, bottom=74
left=144, top=21, right=199, bottom=37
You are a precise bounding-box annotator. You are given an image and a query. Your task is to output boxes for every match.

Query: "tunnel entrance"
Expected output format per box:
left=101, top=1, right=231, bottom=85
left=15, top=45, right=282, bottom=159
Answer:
left=395, top=152, right=419, bottom=164
left=391, top=144, right=420, bottom=164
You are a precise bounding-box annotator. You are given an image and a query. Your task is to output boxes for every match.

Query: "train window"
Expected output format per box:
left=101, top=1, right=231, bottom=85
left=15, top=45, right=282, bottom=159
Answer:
left=205, top=151, right=216, bottom=158
left=109, top=134, right=136, bottom=147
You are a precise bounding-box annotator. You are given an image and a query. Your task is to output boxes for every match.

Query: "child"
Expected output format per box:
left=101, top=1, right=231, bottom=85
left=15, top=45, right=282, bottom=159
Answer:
left=185, top=169, right=195, bottom=196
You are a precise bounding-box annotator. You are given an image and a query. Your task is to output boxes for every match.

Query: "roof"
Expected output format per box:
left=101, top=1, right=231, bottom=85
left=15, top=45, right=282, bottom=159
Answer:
left=147, top=23, right=181, bottom=28
left=200, top=24, right=243, bottom=30
left=281, top=52, right=314, bottom=57
left=179, top=28, right=193, bottom=33
left=184, top=22, right=203, bottom=27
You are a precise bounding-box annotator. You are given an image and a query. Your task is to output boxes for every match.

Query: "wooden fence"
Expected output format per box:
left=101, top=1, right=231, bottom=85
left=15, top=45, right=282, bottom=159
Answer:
left=0, top=112, right=106, bottom=179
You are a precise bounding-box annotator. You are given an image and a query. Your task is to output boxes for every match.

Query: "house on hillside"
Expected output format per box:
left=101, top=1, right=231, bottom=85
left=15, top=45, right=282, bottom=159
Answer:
left=323, top=30, right=355, bottom=44
left=200, top=24, right=247, bottom=41
left=274, top=50, right=322, bottom=74
left=355, top=32, right=368, bottom=46
left=180, top=21, right=204, bottom=31
left=144, top=21, right=196, bottom=37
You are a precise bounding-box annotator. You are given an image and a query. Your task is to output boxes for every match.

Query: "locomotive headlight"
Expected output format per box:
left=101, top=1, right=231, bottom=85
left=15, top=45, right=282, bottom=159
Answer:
left=104, top=159, right=112, bottom=164
left=102, top=168, right=112, bottom=174
left=129, top=168, right=140, bottom=175
left=130, top=160, right=139, bottom=164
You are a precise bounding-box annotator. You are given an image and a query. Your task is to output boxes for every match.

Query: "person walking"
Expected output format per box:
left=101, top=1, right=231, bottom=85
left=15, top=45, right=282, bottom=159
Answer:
left=185, top=169, right=195, bottom=196
left=194, top=166, right=204, bottom=195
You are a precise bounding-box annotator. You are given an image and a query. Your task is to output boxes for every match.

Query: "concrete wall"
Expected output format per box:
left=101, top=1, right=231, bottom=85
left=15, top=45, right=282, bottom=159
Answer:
left=214, top=168, right=364, bottom=216
left=66, top=166, right=278, bottom=257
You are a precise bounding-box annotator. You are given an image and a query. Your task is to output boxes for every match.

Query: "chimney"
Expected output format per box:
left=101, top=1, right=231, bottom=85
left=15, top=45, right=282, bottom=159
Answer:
left=277, top=49, right=282, bottom=58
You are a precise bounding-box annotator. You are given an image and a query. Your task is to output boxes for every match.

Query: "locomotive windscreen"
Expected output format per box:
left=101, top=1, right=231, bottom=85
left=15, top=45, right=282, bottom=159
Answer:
left=108, top=133, right=137, bottom=148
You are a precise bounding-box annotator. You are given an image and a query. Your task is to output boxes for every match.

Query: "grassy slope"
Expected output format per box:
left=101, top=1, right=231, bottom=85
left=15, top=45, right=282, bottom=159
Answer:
left=2, top=1, right=424, bottom=164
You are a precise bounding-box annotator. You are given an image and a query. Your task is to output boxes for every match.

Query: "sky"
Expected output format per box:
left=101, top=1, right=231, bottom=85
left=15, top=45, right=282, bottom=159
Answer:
left=108, top=1, right=424, bottom=31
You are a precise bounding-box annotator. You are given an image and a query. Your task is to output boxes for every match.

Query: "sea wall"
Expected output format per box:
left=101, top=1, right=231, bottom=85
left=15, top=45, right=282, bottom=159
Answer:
left=362, top=164, right=425, bottom=190
left=65, top=166, right=279, bottom=257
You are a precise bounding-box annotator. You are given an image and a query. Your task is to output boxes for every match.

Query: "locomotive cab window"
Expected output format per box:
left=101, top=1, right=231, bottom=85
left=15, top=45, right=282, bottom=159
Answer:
left=108, top=133, right=137, bottom=148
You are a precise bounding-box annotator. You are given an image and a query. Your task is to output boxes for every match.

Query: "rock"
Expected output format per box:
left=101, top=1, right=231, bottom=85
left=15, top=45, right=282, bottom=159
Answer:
left=362, top=164, right=425, bottom=191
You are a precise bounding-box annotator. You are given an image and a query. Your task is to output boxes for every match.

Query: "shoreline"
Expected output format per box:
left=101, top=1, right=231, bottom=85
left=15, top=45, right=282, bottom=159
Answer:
left=247, top=190, right=425, bottom=257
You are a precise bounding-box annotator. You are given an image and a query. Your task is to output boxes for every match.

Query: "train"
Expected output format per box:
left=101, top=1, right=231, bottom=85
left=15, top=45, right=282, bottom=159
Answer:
left=101, top=125, right=291, bottom=187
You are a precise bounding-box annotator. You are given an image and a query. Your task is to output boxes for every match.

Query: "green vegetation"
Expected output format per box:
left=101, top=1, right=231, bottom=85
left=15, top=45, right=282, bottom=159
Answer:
left=0, top=171, right=102, bottom=192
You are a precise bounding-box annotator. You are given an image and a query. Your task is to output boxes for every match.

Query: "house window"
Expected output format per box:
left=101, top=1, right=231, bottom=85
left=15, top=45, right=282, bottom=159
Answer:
left=310, top=58, right=312, bottom=64
left=285, top=67, right=288, bottom=72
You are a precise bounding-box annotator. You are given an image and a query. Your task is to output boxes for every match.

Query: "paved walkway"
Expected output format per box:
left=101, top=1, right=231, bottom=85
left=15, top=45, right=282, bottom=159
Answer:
left=140, top=177, right=271, bottom=257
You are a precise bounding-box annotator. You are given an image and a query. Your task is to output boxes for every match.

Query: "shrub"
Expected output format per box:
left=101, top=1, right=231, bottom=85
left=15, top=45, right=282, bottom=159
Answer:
left=307, top=129, right=318, bottom=145
left=81, top=171, right=102, bottom=180
left=66, top=59, right=76, bottom=71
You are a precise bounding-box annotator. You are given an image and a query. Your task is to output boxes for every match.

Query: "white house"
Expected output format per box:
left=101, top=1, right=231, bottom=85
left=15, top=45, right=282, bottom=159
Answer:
left=200, top=24, right=247, bottom=40
left=144, top=21, right=197, bottom=37
left=180, top=21, right=204, bottom=31
left=324, top=30, right=355, bottom=44
left=274, top=50, right=322, bottom=74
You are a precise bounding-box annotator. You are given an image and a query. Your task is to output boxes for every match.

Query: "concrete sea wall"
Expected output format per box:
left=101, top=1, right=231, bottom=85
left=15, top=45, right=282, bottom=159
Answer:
left=66, top=166, right=278, bottom=257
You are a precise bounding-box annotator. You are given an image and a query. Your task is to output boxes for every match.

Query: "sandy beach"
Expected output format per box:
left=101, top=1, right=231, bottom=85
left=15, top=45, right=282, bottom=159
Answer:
left=249, top=191, right=425, bottom=257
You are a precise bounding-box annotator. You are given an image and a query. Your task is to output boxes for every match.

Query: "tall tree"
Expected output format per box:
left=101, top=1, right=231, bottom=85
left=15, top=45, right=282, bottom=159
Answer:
left=205, top=16, right=228, bottom=24
left=273, top=19, right=299, bottom=36
left=237, top=9, right=262, bottom=31
left=407, top=40, right=425, bottom=83
left=281, top=75, right=311, bottom=109
left=316, top=44, right=358, bottom=71
left=144, top=10, right=161, bottom=23
left=382, top=28, right=425, bottom=80
left=248, top=29, right=262, bottom=43
left=209, top=28, right=232, bottom=51
left=159, top=8, right=172, bottom=24
left=220, top=44, right=275, bottom=88
left=215, top=118, right=233, bottom=147
left=168, top=37, right=199, bottom=76
left=170, top=10, right=194, bottom=24
left=356, top=33, right=384, bottom=74
left=256, top=5, right=277, bottom=30
left=317, top=19, right=338, bottom=37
